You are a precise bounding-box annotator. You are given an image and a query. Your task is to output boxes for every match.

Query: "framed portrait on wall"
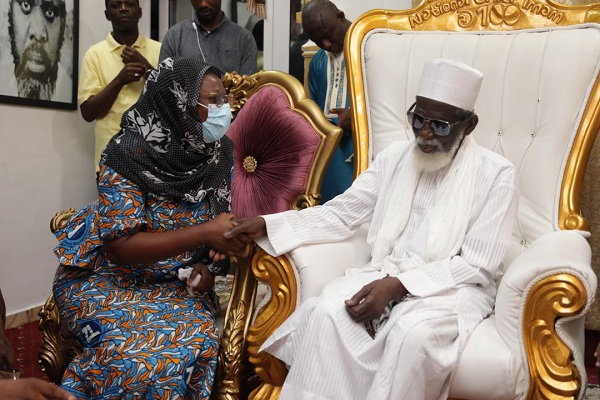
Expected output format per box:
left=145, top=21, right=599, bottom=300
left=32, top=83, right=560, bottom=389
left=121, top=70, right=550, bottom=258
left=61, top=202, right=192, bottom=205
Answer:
left=0, top=0, right=78, bottom=110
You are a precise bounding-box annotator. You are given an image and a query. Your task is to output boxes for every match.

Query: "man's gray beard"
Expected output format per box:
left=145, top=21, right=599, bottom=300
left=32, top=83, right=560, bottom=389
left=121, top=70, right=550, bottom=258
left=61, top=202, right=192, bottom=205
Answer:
left=13, top=44, right=59, bottom=100
left=16, top=74, right=57, bottom=100
left=413, top=133, right=464, bottom=173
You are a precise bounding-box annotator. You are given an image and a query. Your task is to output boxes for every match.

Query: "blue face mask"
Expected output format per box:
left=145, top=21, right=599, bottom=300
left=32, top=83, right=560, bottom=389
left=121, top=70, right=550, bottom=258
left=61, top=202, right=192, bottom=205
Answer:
left=200, top=104, right=231, bottom=143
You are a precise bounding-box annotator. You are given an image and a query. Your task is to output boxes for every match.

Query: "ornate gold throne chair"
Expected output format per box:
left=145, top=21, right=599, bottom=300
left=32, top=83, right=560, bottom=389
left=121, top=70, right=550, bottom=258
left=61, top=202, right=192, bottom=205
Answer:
left=214, top=70, right=342, bottom=398
left=237, top=1, right=600, bottom=400
left=38, top=71, right=343, bottom=390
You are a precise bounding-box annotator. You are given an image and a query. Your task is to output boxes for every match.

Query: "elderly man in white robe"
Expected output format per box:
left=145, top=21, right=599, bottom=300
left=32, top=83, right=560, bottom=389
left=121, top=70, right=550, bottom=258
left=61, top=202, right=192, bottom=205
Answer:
left=224, top=58, right=519, bottom=400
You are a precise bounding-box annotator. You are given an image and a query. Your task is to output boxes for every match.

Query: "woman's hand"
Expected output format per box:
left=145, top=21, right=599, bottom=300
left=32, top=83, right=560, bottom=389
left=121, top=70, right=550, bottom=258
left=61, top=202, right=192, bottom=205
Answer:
left=208, top=248, right=228, bottom=263
left=205, top=214, right=253, bottom=256
left=188, top=263, right=215, bottom=293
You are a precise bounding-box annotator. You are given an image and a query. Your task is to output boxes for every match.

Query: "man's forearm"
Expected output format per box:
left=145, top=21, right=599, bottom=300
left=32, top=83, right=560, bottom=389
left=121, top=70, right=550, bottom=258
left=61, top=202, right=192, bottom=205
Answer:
left=80, top=78, right=125, bottom=122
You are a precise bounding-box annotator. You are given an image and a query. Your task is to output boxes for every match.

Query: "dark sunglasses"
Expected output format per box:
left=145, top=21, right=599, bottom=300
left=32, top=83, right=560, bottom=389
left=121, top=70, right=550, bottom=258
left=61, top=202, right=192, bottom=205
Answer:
left=406, top=102, right=468, bottom=137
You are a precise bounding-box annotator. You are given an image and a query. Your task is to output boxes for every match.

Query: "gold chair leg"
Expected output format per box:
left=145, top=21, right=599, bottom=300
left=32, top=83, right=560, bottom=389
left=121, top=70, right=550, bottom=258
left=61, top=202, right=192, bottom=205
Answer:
left=249, top=383, right=282, bottom=400
left=214, top=258, right=258, bottom=400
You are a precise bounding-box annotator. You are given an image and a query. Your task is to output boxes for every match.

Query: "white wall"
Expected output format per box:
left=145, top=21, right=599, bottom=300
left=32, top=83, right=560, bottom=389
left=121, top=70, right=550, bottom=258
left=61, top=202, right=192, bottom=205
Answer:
left=337, top=0, right=412, bottom=20
left=263, top=0, right=412, bottom=73
left=263, top=0, right=290, bottom=71
left=0, top=0, right=414, bottom=317
left=0, top=0, right=154, bottom=316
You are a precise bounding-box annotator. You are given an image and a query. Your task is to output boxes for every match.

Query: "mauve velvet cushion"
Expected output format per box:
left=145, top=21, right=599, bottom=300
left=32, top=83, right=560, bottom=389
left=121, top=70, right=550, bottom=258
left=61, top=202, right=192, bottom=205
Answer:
left=227, top=86, right=322, bottom=217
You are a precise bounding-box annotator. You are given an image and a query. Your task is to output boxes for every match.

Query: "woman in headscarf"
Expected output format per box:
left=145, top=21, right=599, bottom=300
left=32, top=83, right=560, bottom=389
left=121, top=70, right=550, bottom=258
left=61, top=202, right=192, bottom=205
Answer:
left=52, top=57, right=245, bottom=398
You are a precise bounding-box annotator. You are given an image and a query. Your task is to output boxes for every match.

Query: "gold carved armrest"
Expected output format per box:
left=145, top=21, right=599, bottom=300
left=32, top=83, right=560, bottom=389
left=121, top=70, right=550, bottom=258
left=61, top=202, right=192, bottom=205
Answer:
left=214, top=249, right=297, bottom=400
left=38, top=208, right=82, bottom=384
left=214, top=69, right=341, bottom=400
left=523, top=273, right=588, bottom=399
left=38, top=295, right=82, bottom=384
left=245, top=250, right=297, bottom=400
left=50, top=208, right=76, bottom=234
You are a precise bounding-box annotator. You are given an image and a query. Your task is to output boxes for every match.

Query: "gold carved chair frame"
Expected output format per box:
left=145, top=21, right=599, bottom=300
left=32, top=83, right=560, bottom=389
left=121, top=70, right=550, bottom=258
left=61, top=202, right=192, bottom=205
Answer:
left=229, top=1, right=600, bottom=400
left=214, top=70, right=342, bottom=400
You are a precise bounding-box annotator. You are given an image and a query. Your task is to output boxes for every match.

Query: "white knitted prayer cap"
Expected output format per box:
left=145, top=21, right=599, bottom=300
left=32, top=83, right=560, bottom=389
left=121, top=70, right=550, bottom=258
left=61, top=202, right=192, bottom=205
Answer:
left=417, top=58, right=483, bottom=111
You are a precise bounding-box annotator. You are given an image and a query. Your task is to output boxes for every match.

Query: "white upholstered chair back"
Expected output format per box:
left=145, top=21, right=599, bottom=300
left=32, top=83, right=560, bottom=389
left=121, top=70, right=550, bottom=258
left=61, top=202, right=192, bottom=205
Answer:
left=349, top=23, right=600, bottom=267
left=237, top=4, right=600, bottom=400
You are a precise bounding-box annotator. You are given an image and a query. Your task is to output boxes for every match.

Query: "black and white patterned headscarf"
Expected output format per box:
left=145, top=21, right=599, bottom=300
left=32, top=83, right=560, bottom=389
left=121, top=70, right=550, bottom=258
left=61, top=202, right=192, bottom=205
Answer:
left=103, top=57, right=233, bottom=217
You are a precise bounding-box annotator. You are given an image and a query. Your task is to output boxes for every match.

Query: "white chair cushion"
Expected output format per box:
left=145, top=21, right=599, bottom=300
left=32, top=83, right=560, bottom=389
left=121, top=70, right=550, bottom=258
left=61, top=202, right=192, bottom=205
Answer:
left=361, top=24, right=600, bottom=262
left=275, top=22, right=600, bottom=400
left=450, top=316, right=526, bottom=400
left=284, top=230, right=594, bottom=399
left=290, top=224, right=371, bottom=304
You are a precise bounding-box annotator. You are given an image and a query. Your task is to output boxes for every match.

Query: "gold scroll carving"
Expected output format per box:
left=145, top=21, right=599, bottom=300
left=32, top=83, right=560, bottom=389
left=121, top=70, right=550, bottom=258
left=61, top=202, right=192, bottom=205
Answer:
left=523, top=273, right=587, bottom=399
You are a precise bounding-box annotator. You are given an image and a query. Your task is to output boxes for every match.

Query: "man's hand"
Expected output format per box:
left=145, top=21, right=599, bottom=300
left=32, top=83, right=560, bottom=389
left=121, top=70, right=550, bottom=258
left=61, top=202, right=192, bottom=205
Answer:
left=188, top=263, right=215, bottom=293
left=116, top=62, right=147, bottom=85
left=344, top=277, right=407, bottom=323
left=330, top=107, right=352, bottom=133
left=121, top=46, right=152, bottom=71
left=204, top=214, right=252, bottom=256
left=0, top=378, right=76, bottom=400
left=224, top=217, right=267, bottom=242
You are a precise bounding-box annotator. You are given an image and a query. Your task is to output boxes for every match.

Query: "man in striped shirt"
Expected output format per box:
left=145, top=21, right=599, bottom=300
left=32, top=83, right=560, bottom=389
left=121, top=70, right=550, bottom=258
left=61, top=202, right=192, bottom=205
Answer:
left=225, top=58, right=518, bottom=400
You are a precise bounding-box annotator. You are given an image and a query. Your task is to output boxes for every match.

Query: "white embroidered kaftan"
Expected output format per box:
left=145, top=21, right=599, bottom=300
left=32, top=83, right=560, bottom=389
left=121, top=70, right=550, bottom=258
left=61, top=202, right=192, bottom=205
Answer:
left=256, top=140, right=519, bottom=400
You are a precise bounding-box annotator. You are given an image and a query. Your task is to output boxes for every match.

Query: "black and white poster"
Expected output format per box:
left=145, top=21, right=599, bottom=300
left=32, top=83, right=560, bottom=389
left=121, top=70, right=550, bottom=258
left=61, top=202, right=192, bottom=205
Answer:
left=0, top=0, right=78, bottom=110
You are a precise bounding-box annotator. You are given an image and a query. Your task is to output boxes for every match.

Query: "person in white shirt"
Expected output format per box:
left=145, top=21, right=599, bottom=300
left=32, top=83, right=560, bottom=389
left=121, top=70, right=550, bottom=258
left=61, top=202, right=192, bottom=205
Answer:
left=224, top=58, right=519, bottom=400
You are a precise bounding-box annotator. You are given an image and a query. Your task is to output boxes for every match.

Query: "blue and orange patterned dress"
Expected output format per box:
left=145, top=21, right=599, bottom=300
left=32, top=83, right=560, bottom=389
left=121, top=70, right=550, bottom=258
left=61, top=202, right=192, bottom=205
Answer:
left=52, top=162, right=224, bottom=399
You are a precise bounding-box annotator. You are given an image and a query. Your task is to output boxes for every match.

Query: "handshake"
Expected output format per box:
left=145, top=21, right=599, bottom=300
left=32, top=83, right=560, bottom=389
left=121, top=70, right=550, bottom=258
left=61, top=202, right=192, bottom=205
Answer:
left=205, top=214, right=268, bottom=263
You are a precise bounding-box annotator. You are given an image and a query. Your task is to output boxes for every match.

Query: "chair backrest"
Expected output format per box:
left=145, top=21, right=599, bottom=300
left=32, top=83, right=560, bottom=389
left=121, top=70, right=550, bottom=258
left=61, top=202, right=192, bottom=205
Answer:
left=224, top=70, right=343, bottom=217
left=346, top=2, right=600, bottom=266
left=214, top=71, right=343, bottom=398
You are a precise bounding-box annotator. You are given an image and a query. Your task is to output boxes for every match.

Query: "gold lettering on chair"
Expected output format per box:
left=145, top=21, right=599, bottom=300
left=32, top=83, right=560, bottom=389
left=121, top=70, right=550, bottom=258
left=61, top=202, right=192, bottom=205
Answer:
left=408, top=0, right=565, bottom=29
left=522, top=0, right=564, bottom=23
left=409, top=0, right=471, bottom=28
left=523, top=274, right=587, bottom=399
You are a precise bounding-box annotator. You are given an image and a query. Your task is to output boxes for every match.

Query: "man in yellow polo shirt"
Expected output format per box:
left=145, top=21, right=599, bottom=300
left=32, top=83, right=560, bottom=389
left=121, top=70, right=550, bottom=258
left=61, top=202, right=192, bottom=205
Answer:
left=79, top=0, right=160, bottom=169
